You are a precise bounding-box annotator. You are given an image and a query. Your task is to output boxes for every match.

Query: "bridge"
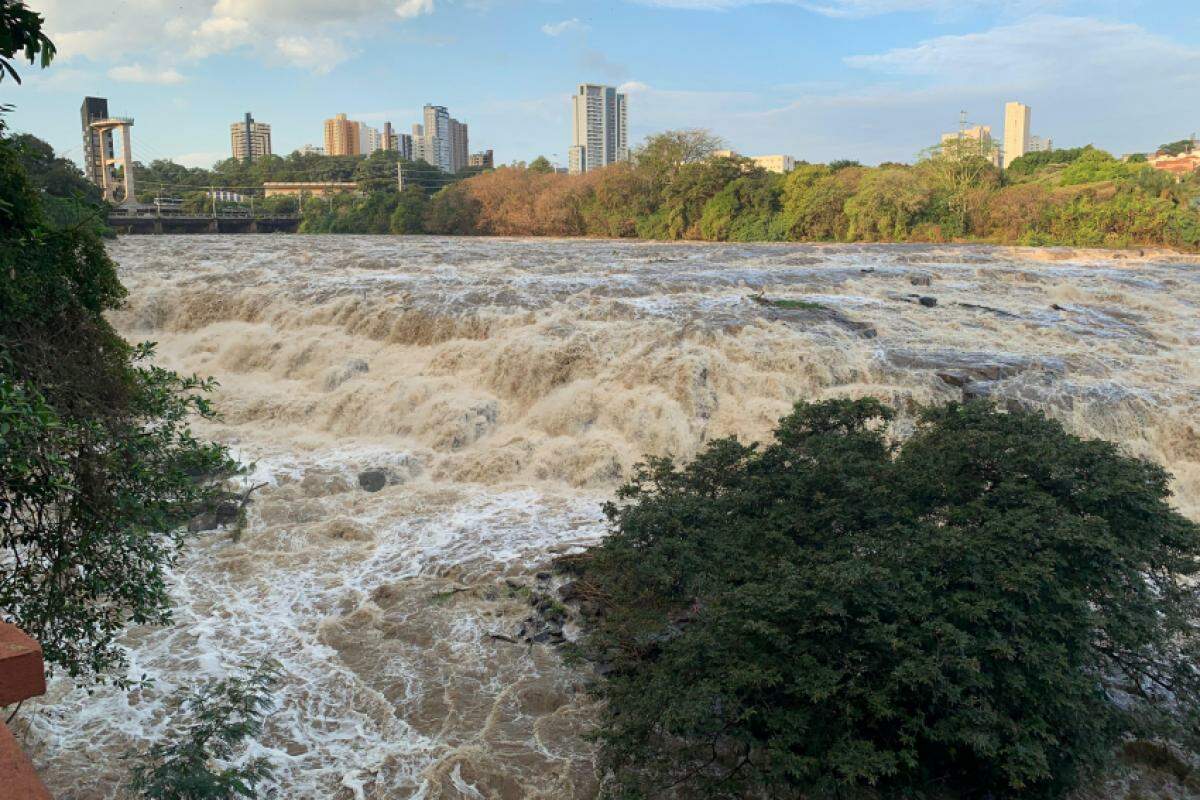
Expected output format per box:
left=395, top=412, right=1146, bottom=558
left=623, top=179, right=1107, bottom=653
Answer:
left=108, top=209, right=302, bottom=235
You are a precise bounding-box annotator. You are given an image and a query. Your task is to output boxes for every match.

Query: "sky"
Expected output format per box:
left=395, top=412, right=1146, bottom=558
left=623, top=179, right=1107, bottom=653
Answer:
left=6, top=0, right=1200, bottom=170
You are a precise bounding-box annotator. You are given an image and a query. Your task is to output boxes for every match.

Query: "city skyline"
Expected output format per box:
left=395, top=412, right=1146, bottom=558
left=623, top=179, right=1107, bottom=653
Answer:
left=12, top=1, right=1200, bottom=171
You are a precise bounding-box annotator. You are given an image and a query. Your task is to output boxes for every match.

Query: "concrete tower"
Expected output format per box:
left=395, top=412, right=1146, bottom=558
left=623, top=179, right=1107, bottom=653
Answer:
left=88, top=115, right=136, bottom=205
left=1003, top=101, right=1031, bottom=169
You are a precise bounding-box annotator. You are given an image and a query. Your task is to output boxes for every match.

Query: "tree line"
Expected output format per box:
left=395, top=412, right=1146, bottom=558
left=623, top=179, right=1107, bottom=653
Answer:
left=401, top=131, right=1200, bottom=249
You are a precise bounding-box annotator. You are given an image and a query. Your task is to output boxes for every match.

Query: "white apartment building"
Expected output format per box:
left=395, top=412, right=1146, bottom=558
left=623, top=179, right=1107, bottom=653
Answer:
left=569, top=83, right=628, bottom=175
left=1003, top=102, right=1031, bottom=169
left=360, top=125, right=383, bottom=156
left=712, top=149, right=797, bottom=174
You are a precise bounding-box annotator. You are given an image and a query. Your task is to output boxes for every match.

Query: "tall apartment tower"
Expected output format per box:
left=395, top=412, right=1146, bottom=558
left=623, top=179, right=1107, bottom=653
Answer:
left=1003, top=101, right=1031, bottom=169
left=397, top=133, right=413, bottom=161
left=450, top=119, right=469, bottom=173
left=360, top=125, right=383, bottom=156
left=324, top=113, right=362, bottom=156
left=80, top=96, right=113, bottom=185
left=568, top=84, right=627, bottom=175
left=420, top=105, right=452, bottom=172
left=231, top=112, right=271, bottom=162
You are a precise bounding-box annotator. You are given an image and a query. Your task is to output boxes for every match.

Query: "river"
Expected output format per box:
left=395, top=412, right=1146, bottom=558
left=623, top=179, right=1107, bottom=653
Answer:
left=25, top=235, right=1200, bottom=798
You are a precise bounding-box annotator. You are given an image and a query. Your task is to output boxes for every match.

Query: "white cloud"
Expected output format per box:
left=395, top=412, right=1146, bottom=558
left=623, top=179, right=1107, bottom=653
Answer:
left=629, top=0, right=1061, bottom=16
left=845, top=15, right=1200, bottom=85
left=30, top=0, right=433, bottom=74
left=273, top=35, right=354, bottom=72
left=395, top=0, right=435, bottom=18
left=541, top=18, right=588, bottom=36
left=107, top=63, right=186, bottom=84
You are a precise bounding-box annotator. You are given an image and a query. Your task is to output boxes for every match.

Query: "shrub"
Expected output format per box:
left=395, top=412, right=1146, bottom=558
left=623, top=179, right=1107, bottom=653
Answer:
left=127, top=661, right=280, bottom=800
left=575, top=399, right=1200, bottom=800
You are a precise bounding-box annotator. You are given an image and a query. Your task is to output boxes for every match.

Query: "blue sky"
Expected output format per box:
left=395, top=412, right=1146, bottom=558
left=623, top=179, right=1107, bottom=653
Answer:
left=8, top=0, right=1200, bottom=170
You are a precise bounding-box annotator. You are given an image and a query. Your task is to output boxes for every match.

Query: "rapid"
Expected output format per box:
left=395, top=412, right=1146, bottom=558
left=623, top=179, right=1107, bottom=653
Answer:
left=24, top=235, right=1200, bottom=798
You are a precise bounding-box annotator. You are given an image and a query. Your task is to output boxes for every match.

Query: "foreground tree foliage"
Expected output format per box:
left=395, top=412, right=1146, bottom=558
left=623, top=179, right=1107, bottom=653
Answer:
left=127, top=661, right=280, bottom=800
left=573, top=399, right=1200, bottom=799
left=0, top=124, right=236, bottom=683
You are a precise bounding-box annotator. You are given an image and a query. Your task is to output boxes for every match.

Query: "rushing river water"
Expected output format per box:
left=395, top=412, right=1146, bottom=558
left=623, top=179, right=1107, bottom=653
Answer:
left=23, top=235, right=1200, bottom=799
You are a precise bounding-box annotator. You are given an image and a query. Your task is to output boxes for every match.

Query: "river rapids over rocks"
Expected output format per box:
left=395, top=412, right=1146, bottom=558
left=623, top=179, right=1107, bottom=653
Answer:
left=24, top=235, right=1200, bottom=798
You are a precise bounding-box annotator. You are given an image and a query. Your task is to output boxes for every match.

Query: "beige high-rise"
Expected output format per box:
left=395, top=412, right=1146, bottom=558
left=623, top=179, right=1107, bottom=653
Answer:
left=231, top=113, right=271, bottom=162
left=324, top=113, right=362, bottom=156
left=1003, top=102, right=1031, bottom=169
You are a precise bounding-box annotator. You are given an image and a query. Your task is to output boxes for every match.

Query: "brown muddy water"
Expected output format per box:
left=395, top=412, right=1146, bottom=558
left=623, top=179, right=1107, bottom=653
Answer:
left=23, top=235, right=1200, bottom=799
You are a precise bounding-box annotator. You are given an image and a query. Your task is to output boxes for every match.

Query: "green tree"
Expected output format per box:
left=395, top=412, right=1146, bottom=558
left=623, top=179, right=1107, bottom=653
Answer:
left=422, top=182, right=480, bottom=234
left=1158, top=139, right=1196, bottom=157
left=1, top=11, right=236, bottom=685
left=919, top=137, right=1000, bottom=236
left=844, top=167, right=931, bottom=241
left=0, top=0, right=53, bottom=83
left=573, top=399, right=1200, bottom=800
left=634, top=129, right=725, bottom=190
left=528, top=155, right=554, bottom=174
left=127, top=661, right=280, bottom=800
left=389, top=185, right=427, bottom=233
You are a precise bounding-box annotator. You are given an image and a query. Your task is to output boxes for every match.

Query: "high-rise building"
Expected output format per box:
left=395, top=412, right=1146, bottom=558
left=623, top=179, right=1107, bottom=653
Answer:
left=230, top=112, right=271, bottom=162
left=383, top=122, right=395, bottom=151
left=1003, top=102, right=1031, bottom=169
left=360, top=125, right=383, bottom=156
left=412, top=105, right=470, bottom=172
left=324, top=113, right=361, bottom=156
left=396, top=133, right=413, bottom=161
left=469, top=150, right=494, bottom=169
left=422, top=105, right=452, bottom=172
left=412, top=123, right=426, bottom=163
left=450, top=118, right=469, bottom=173
left=80, top=96, right=112, bottom=186
left=1029, top=135, right=1053, bottom=153
left=569, top=83, right=628, bottom=175
left=298, top=144, right=325, bottom=156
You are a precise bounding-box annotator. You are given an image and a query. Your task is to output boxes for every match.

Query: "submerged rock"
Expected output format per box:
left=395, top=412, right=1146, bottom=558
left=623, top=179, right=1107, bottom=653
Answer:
left=357, top=469, right=388, bottom=492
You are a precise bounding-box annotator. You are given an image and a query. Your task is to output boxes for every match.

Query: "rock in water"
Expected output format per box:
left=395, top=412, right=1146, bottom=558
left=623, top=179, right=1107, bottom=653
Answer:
left=357, top=469, right=387, bottom=492
left=919, top=296, right=938, bottom=308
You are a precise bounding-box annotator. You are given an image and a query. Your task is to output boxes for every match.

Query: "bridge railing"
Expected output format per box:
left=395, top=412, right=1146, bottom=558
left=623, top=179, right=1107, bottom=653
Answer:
left=108, top=209, right=302, bottom=221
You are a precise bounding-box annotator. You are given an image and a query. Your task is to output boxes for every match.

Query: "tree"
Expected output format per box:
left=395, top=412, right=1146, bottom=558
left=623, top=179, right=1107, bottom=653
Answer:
left=1, top=16, right=236, bottom=685
left=1159, top=139, right=1196, bottom=157
left=127, top=661, right=280, bottom=800
left=573, top=399, right=1200, bottom=800
left=528, top=155, right=554, bottom=174
left=918, top=137, right=1000, bottom=236
left=0, top=0, right=53, bottom=84
left=389, top=185, right=427, bottom=234
left=844, top=167, right=931, bottom=241
left=634, top=129, right=725, bottom=189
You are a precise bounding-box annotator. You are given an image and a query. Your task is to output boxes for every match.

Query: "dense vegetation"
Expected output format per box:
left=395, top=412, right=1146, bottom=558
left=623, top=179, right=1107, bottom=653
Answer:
left=127, top=662, right=280, bottom=800
left=408, top=133, right=1200, bottom=249
left=0, top=3, right=235, bottom=685
left=570, top=399, right=1200, bottom=799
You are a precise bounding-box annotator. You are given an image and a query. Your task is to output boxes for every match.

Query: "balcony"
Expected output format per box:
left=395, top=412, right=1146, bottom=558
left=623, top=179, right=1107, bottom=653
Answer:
left=0, top=623, right=50, bottom=800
